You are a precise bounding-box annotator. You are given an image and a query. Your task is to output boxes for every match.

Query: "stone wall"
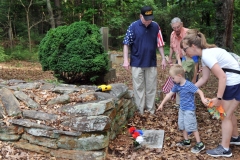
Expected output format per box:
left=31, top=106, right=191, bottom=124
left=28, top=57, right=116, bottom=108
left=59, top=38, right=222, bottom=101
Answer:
left=0, top=79, right=137, bottom=160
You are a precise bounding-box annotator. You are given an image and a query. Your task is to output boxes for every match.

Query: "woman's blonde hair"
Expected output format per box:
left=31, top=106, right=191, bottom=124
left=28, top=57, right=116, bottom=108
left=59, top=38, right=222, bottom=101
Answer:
left=180, top=29, right=216, bottom=49
left=169, top=64, right=185, bottom=77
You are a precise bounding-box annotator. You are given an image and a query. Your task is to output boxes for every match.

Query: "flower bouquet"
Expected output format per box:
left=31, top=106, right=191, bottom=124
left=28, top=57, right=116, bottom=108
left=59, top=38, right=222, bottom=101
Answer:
left=128, top=127, right=144, bottom=148
left=206, top=98, right=226, bottom=120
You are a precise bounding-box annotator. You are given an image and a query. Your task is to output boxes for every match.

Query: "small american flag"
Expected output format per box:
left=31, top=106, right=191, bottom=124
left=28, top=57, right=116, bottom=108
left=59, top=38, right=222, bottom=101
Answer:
left=162, top=76, right=174, bottom=94
left=162, top=76, right=175, bottom=100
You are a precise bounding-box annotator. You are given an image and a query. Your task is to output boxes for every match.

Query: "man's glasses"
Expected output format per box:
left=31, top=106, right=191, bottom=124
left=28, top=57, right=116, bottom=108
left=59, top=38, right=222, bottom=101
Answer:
left=183, top=46, right=189, bottom=52
left=172, top=25, right=181, bottom=30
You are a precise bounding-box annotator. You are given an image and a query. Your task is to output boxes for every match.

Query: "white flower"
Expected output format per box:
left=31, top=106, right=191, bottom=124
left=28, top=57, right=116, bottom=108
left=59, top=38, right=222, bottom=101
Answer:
left=136, top=136, right=144, bottom=144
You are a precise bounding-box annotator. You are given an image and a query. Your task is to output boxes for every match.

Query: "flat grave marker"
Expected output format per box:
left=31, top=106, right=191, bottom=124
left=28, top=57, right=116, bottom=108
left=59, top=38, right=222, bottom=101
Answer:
left=141, top=129, right=164, bottom=148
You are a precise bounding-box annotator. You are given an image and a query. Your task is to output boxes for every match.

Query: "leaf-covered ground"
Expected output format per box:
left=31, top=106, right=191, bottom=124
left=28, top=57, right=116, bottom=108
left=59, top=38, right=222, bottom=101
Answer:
left=107, top=55, right=240, bottom=160
left=0, top=57, right=240, bottom=160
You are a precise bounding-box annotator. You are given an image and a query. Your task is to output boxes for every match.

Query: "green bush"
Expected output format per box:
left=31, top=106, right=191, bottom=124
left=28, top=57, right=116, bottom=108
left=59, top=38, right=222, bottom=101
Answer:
left=9, top=45, right=37, bottom=61
left=0, top=46, right=10, bottom=62
left=38, top=21, right=109, bottom=84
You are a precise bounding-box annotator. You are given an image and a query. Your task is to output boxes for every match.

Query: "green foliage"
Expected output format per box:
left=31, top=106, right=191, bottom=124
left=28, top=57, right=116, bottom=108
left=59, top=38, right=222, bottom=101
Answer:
left=5, top=44, right=39, bottom=61
left=38, top=21, right=109, bottom=84
left=167, top=1, right=215, bottom=36
left=163, top=45, right=170, bottom=56
left=233, top=41, right=240, bottom=55
left=0, top=0, right=239, bottom=54
left=101, top=0, right=158, bottom=49
left=0, top=45, right=10, bottom=62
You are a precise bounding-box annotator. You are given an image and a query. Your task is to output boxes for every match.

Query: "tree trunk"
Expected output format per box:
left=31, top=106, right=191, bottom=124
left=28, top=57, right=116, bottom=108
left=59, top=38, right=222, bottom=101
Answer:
left=46, top=0, right=55, bottom=28
left=215, top=0, right=234, bottom=51
left=20, top=0, right=44, bottom=53
left=7, top=1, right=13, bottom=50
left=26, top=9, right=31, bottom=53
left=92, top=0, right=95, bottom=24
left=19, top=0, right=32, bottom=53
left=54, top=0, right=62, bottom=27
left=8, top=20, right=13, bottom=50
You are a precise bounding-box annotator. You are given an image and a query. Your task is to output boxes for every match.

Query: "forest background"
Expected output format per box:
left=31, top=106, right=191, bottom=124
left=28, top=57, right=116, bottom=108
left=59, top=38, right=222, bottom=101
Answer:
left=0, top=1, right=239, bottom=159
left=0, top=0, right=238, bottom=62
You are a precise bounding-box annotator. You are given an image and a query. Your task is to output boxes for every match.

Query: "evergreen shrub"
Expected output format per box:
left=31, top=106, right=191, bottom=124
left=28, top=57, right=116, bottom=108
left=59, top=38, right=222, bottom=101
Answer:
left=38, top=21, right=109, bottom=84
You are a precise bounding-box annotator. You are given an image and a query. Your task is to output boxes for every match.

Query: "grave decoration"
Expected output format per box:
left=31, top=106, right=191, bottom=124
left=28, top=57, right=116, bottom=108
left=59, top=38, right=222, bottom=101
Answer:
left=128, top=127, right=144, bottom=147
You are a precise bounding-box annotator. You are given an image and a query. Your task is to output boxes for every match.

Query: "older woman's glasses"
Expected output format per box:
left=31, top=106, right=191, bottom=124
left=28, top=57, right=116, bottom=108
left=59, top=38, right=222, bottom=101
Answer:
left=183, top=47, right=189, bottom=52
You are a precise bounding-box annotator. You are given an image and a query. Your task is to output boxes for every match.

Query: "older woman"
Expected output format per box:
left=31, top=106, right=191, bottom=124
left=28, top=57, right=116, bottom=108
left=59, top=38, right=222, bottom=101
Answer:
left=180, top=29, right=240, bottom=157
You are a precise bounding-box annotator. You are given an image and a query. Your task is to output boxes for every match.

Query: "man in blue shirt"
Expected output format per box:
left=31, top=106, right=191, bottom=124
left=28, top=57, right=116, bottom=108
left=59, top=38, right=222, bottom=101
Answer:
left=122, top=6, right=166, bottom=115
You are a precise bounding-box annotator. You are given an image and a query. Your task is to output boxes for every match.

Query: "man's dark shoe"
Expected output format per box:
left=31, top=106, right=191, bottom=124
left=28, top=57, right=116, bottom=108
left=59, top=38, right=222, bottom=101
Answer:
left=230, top=136, right=240, bottom=145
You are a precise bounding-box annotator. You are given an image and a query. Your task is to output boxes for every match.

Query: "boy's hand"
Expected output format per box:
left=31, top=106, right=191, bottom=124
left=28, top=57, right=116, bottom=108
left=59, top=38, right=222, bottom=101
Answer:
left=157, top=104, right=163, bottom=111
left=201, top=98, right=208, bottom=106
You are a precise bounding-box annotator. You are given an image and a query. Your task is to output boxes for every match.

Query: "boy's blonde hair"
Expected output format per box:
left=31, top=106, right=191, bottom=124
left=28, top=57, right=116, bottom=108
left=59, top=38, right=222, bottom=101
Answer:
left=169, top=64, right=185, bottom=77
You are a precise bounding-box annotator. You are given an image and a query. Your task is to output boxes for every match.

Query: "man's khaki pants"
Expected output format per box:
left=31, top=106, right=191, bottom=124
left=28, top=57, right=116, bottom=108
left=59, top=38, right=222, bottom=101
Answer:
left=132, top=67, right=157, bottom=114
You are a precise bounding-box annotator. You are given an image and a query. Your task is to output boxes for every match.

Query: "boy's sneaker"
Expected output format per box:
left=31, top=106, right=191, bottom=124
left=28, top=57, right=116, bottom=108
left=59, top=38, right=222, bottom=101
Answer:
left=230, top=136, right=240, bottom=145
left=191, top=142, right=205, bottom=153
left=206, top=145, right=232, bottom=157
left=176, top=139, right=191, bottom=147
left=172, top=104, right=180, bottom=108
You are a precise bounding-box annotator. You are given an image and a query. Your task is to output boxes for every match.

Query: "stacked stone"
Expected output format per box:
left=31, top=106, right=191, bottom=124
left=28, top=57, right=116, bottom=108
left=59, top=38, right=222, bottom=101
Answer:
left=0, top=80, right=136, bottom=160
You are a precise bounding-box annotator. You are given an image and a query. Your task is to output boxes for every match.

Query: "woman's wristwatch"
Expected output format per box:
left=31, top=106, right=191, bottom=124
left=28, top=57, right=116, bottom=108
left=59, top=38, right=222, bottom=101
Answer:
left=217, top=97, right=222, bottom=100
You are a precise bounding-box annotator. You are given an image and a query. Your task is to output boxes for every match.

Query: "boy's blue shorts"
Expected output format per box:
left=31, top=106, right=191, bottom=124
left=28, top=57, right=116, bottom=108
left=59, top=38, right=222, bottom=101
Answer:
left=223, top=83, right=240, bottom=101
left=178, top=109, right=198, bottom=132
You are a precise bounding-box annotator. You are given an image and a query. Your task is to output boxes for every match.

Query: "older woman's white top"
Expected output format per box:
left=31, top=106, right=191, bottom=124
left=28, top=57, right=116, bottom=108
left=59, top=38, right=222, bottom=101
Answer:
left=202, top=48, right=240, bottom=86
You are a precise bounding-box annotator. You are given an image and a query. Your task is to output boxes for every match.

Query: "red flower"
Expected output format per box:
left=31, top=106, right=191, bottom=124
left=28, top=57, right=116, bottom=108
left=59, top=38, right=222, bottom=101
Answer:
left=132, top=131, right=140, bottom=139
left=128, top=127, right=136, bottom=134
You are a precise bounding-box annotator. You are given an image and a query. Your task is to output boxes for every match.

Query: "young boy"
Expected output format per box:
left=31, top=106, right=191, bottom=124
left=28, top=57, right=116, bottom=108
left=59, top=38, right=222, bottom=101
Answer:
left=172, top=51, right=199, bottom=109
left=157, top=64, right=206, bottom=153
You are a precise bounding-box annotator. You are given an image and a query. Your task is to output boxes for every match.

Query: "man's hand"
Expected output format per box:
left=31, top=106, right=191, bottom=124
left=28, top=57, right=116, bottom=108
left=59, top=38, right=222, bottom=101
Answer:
left=122, top=61, right=130, bottom=70
left=168, top=57, right=172, bottom=64
left=161, top=58, right=167, bottom=70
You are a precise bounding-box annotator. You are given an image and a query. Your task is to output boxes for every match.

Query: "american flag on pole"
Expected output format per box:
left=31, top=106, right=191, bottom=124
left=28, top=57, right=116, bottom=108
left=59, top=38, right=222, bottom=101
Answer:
left=162, top=76, right=176, bottom=100
left=162, top=76, right=174, bottom=94
left=157, top=26, right=164, bottom=47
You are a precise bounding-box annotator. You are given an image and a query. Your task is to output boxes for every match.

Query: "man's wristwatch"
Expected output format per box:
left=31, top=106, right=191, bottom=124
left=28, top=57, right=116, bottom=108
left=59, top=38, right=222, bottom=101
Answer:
left=217, top=97, right=222, bottom=100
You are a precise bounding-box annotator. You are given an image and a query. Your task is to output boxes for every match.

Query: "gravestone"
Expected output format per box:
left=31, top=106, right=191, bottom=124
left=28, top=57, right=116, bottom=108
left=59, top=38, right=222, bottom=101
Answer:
left=100, top=27, right=109, bottom=52
left=110, top=53, right=123, bottom=65
left=100, top=27, right=116, bottom=82
left=141, top=130, right=165, bottom=149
